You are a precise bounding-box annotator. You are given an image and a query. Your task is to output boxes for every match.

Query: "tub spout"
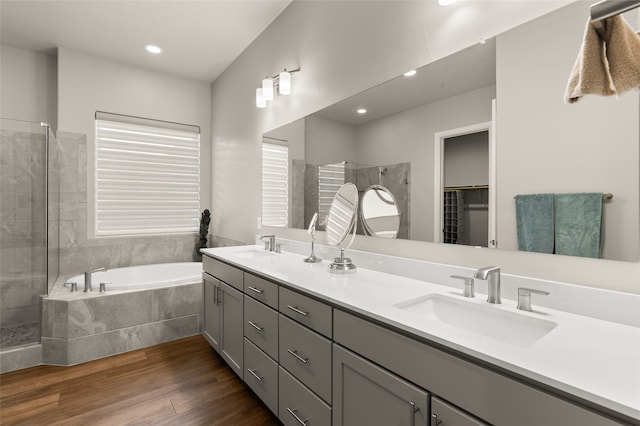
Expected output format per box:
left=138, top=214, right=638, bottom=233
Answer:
left=84, top=267, right=107, bottom=292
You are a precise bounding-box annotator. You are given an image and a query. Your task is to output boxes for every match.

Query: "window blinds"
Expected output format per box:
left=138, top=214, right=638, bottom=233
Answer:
left=318, top=162, right=346, bottom=225
left=95, top=115, right=200, bottom=236
left=261, top=140, right=288, bottom=227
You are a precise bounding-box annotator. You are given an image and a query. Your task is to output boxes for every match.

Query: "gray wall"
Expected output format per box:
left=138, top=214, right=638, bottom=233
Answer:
left=0, top=45, right=57, bottom=131
left=211, top=1, right=640, bottom=292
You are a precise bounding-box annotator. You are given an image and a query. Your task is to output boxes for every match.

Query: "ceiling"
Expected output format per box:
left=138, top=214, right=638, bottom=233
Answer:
left=316, top=37, right=496, bottom=126
left=0, top=0, right=292, bottom=82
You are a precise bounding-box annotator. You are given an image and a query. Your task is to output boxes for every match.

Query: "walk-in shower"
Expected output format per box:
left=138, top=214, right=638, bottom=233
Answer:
left=0, top=118, right=59, bottom=351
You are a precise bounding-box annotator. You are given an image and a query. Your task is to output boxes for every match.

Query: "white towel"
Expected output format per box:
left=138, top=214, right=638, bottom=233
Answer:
left=565, top=15, right=640, bottom=103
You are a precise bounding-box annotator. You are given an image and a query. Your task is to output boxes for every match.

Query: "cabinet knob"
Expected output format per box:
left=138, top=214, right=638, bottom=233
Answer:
left=431, top=413, right=443, bottom=426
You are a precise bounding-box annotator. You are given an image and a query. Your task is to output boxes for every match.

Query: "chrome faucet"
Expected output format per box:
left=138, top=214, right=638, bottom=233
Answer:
left=260, top=235, right=276, bottom=252
left=474, top=266, right=501, bottom=304
left=84, top=267, right=106, bottom=292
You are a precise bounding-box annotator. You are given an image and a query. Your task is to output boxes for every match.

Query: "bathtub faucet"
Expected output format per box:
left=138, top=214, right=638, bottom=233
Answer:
left=84, top=267, right=107, bottom=292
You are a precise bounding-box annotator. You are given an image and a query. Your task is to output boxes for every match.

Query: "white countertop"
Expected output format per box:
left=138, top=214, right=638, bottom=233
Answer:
left=201, top=245, right=640, bottom=422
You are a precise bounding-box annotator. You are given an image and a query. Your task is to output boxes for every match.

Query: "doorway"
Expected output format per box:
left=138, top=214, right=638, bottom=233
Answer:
left=434, top=116, right=496, bottom=248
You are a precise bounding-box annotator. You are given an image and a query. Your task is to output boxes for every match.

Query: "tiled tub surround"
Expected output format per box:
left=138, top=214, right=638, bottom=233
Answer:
left=202, top=242, right=640, bottom=423
left=42, top=277, right=202, bottom=366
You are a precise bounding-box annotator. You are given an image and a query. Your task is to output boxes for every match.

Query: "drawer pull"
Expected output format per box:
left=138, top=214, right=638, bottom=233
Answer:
left=287, top=349, right=309, bottom=364
left=248, top=320, right=264, bottom=332
left=286, top=305, right=309, bottom=317
left=410, top=401, right=420, bottom=426
left=247, top=368, right=264, bottom=382
left=431, top=413, right=442, bottom=426
left=286, top=408, right=308, bottom=426
left=248, top=286, right=264, bottom=295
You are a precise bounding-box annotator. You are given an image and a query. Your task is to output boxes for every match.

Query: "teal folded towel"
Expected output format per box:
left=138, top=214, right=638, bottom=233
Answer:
left=515, top=194, right=554, bottom=254
left=554, top=193, right=602, bottom=259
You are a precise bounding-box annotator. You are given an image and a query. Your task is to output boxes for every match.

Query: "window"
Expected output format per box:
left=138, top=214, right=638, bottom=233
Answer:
left=261, top=139, right=288, bottom=227
left=95, top=112, right=200, bottom=236
left=318, top=162, right=346, bottom=224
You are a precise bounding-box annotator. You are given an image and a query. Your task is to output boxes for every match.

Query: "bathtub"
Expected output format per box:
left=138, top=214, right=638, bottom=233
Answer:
left=67, top=262, right=202, bottom=291
left=42, top=262, right=203, bottom=366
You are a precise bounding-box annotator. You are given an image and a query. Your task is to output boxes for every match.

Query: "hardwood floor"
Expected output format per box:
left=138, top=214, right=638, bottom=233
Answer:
left=0, top=335, right=281, bottom=425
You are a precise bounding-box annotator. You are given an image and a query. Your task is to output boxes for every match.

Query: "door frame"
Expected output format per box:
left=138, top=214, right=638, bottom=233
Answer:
left=433, top=104, right=496, bottom=247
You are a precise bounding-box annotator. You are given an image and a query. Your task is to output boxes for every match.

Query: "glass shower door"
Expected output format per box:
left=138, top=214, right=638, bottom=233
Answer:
left=0, top=118, right=57, bottom=350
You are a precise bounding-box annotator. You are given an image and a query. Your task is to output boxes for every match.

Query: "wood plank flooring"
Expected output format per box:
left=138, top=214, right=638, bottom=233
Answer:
left=0, top=335, right=281, bottom=425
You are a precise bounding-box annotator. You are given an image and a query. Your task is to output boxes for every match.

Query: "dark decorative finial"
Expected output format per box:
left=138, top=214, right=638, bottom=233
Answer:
left=195, top=209, right=211, bottom=261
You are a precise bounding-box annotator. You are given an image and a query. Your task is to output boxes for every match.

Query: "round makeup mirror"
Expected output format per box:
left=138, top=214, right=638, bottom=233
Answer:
left=326, top=182, right=359, bottom=273
left=360, top=185, right=401, bottom=239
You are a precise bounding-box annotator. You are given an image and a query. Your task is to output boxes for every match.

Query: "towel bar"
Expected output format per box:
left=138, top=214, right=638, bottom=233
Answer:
left=590, top=0, right=640, bottom=21
left=513, top=193, right=613, bottom=200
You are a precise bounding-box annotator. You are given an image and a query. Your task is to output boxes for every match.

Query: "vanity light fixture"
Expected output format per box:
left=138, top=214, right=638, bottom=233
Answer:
left=255, top=67, right=300, bottom=108
left=357, top=108, right=367, bottom=114
left=438, top=0, right=457, bottom=5
left=404, top=70, right=417, bottom=77
left=256, top=88, right=267, bottom=108
left=144, top=44, right=162, bottom=54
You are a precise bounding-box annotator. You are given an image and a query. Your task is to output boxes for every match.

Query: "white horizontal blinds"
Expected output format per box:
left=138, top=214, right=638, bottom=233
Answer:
left=318, top=163, right=345, bottom=225
left=95, top=116, right=200, bottom=236
left=261, top=140, right=288, bottom=227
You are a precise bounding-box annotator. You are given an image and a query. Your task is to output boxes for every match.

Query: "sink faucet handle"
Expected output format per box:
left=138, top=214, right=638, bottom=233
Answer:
left=517, top=287, right=550, bottom=311
left=275, top=243, right=284, bottom=254
left=259, top=235, right=276, bottom=251
left=450, top=275, right=475, bottom=298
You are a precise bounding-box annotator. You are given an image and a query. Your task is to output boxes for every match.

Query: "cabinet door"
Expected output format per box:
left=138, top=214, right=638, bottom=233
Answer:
left=333, top=344, right=429, bottom=426
left=431, top=397, right=488, bottom=426
left=202, top=273, right=221, bottom=351
left=220, top=282, right=244, bottom=377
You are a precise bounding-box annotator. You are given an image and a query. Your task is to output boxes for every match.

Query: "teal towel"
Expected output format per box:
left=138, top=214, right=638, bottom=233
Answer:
left=554, top=193, right=602, bottom=259
left=515, top=194, right=554, bottom=253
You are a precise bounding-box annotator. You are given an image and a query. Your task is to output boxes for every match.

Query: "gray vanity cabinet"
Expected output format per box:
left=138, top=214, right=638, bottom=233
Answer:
left=202, top=256, right=244, bottom=378
left=431, top=397, right=488, bottom=426
left=202, top=273, right=221, bottom=350
left=333, top=344, right=429, bottom=426
left=219, top=281, right=244, bottom=377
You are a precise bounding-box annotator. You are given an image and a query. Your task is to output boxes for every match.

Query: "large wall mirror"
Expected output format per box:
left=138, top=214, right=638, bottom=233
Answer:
left=262, top=1, right=639, bottom=263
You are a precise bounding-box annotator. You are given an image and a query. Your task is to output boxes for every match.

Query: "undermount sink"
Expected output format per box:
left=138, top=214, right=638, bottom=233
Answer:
left=394, top=294, right=557, bottom=348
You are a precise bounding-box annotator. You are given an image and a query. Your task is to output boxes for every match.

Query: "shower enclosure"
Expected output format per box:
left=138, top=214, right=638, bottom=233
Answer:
left=0, top=118, right=59, bottom=351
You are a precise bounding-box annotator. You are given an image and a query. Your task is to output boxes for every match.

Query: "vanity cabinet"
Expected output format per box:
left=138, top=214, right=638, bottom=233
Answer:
left=333, top=309, right=622, bottom=426
left=202, top=258, right=244, bottom=378
left=203, top=253, right=626, bottom=426
left=333, top=344, right=429, bottom=426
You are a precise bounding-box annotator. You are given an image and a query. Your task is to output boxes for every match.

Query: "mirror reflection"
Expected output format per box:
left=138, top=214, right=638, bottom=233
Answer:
left=361, top=185, right=401, bottom=239
left=261, top=2, right=639, bottom=262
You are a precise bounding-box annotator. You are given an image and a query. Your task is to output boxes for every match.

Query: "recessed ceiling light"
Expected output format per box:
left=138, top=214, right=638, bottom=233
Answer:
left=404, top=70, right=417, bottom=77
left=145, top=44, right=162, bottom=54
left=357, top=108, right=367, bottom=114
left=438, top=0, right=457, bottom=5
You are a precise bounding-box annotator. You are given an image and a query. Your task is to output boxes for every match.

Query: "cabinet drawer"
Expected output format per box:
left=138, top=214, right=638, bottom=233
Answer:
left=244, top=295, right=279, bottom=361
left=244, top=338, right=278, bottom=415
left=334, top=309, right=621, bottom=426
left=279, top=366, right=331, bottom=426
left=280, top=287, right=332, bottom=338
left=432, top=397, right=488, bottom=426
left=279, top=315, right=332, bottom=403
left=203, top=255, right=243, bottom=291
left=244, top=272, right=279, bottom=309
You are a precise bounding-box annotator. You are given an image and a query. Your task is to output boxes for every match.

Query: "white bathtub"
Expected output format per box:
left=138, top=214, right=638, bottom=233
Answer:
left=67, top=262, right=202, bottom=291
